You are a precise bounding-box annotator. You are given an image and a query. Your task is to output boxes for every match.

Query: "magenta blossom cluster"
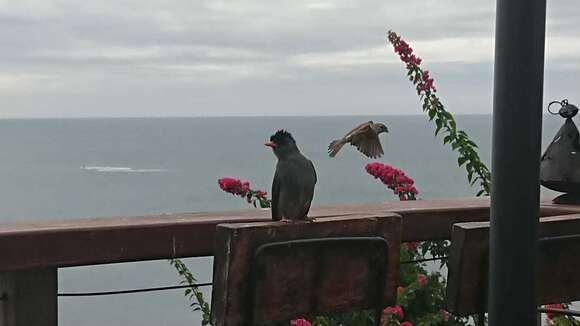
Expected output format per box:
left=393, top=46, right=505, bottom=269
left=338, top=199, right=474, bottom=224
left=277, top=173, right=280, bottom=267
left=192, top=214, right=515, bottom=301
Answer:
left=218, top=177, right=270, bottom=208
left=382, top=305, right=416, bottom=326
left=290, top=319, right=312, bottom=326
left=218, top=177, right=250, bottom=195
left=365, top=163, right=418, bottom=200
left=419, top=70, right=435, bottom=93
left=388, top=31, right=436, bottom=94
left=383, top=305, right=404, bottom=320
left=388, top=31, right=421, bottom=67
left=544, top=303, right=564, bottom=322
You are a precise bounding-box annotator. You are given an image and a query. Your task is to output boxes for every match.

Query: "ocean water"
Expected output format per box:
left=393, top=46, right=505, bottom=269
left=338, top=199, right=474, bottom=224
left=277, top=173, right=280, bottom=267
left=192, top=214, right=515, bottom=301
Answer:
left=0, top=115, right=564, bottom=325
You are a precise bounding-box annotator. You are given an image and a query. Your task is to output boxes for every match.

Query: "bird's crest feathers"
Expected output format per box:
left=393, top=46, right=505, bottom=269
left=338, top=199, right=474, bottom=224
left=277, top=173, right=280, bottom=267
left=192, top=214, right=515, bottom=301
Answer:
left=270, top=130, right=296, bottom=145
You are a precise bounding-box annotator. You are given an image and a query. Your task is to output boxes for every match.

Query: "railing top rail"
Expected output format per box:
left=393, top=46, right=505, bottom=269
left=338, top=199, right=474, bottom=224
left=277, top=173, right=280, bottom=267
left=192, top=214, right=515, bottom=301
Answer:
left=0, top=197, right=577, bottom=272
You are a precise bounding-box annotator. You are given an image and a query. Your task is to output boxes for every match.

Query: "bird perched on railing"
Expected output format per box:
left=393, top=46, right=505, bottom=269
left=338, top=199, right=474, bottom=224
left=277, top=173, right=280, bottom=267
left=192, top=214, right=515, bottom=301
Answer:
left=328, top=121, right=389, bottom=159
left=265, top=130, right=317, bottom=222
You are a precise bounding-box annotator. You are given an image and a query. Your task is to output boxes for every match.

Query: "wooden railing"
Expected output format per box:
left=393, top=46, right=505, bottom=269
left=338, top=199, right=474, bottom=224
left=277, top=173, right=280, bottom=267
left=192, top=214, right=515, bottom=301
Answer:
left=447, top=213, right=580, bottom=315
left=1, top=197, right=580, bottom=325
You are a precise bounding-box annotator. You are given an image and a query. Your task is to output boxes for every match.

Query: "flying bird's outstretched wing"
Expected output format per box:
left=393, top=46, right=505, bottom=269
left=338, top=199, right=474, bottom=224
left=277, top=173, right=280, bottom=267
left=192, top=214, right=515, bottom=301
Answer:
left=328, top=121, right=374, bottom=157
left=350, top=130, right=384, bottom=159
left=329, top=121, right=384, bottom=158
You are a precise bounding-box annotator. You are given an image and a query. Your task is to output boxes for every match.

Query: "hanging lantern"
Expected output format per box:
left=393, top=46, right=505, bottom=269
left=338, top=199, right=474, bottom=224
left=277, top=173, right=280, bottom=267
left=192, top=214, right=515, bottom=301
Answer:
left=540, top=99, right=580, bottom=203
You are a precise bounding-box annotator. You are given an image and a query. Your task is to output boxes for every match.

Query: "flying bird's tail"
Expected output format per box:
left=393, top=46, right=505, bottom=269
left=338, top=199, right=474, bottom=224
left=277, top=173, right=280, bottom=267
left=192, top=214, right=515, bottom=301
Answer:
left=328, top=139, right=346, bottom=157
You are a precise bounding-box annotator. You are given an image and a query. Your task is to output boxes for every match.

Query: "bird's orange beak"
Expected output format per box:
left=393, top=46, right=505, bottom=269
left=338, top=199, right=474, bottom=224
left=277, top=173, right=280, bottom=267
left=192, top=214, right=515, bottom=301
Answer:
left=264, top=142, right=277, bottom=148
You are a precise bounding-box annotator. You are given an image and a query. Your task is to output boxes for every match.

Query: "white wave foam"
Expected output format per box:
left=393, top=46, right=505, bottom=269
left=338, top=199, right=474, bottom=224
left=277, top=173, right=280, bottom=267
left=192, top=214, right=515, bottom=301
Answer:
left=81, top=166, right=168, bottom=173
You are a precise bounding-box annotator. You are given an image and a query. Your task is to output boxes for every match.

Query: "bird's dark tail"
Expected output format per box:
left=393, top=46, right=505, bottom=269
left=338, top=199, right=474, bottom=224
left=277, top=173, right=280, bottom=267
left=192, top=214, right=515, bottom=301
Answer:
left=328, top=139, right=346, bottom=157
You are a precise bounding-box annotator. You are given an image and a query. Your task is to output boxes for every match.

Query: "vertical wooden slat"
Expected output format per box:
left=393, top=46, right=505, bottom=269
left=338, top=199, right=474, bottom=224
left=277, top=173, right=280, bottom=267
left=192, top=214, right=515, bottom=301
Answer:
left=0, top=268, right=57, bottom=326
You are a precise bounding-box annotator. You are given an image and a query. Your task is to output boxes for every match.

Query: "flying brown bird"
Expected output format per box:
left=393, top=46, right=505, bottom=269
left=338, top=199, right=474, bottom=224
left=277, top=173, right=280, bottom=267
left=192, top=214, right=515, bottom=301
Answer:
left=328, top=121, right=389, bottom=159
left=266, top=130, right=317, bottom=222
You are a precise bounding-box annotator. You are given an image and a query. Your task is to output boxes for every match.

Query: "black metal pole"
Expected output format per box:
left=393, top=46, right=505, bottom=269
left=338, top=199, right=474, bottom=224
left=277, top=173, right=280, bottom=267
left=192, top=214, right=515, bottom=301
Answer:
left=489, top=0, right=546, bottom=324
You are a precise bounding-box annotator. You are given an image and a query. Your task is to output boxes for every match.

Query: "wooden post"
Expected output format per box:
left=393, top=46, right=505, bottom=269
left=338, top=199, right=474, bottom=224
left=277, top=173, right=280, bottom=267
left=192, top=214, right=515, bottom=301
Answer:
left=211, top=214, right=401, bottom=326
left=446, top=214, right=580, bottom=315
left=0, top=268, right=57, bottom=326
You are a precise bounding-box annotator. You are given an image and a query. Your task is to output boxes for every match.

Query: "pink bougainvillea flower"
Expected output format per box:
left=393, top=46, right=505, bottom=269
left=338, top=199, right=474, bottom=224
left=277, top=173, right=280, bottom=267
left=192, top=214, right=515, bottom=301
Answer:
left=383, top=305, right=404, bottom=320
left=396, top=309, right=406, bottom=319
left=365, top=163, right=418, bottom=200
left=398, top=175, right=414, bottom=185
left=404, top=242, right=420, bottom=250
left=544, top=303, right=564, bottom=320
left=407, top=185, right=418, bottom=194
left=397, top=286, right=406, bottom=295
left=241, top=181, right=250, bottom=193
left=440, top=309, right=450, bottom=322
left=410, top=54, right=422, bottom=65
left=388, top=30, right=436, bottom=94
left=400, top=321, right=414, bottom=326
left=417, top=274, right=428, bottom=287
left=218, top=176, right=271, bottom=208
left=218, top=177, right=247, bottom=195
left=290, top=319, right=312, bottom=326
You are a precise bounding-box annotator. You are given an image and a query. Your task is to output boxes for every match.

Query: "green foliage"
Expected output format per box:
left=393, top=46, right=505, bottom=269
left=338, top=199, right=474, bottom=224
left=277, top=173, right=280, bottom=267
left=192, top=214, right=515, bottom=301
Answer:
left=169, top=258, right=212, bottom=325
left=312, top=311, right=376, bottom=326
left=551, top=316, right=580, bottom=326
left=388, top=30, right=491, bottom=198
left=420, top=240, right=450, bottom=268
left=413, top=67, right=490, bottom=197
left=397, top=246, right=469, bottom=326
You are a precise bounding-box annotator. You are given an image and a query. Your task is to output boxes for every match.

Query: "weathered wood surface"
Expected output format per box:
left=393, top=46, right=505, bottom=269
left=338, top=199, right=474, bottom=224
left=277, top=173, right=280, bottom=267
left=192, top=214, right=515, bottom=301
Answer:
left=446, top=214, right=580, bottom=315
left=211, top=214, right=401, bottom=326
left=0, top=197, right=577, bottom=271
left=0, top=268, right=57, bottom=326
left=251, top=237, right=388, bottom=324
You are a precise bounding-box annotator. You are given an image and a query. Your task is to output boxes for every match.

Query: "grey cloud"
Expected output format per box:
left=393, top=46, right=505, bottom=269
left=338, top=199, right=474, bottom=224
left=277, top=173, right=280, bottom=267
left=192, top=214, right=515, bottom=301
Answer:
left=0, top=0, right=578, bottom=117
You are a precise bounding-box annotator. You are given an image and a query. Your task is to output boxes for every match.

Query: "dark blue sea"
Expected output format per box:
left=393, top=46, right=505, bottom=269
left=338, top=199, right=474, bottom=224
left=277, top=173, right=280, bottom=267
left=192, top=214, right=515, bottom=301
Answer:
left=0, top=115, right=563, bottom=325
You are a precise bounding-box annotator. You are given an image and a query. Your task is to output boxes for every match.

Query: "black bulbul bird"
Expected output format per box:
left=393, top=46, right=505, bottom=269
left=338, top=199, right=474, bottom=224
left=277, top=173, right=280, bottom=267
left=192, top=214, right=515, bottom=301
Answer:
left=328, top=121, right=389, bottom=159
left=265, top=130, right=317, bottom=222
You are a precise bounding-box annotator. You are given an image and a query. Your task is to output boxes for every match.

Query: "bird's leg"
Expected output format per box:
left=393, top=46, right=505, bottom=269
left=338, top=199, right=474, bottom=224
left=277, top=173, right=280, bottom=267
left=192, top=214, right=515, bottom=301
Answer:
left=279, top=218, right=292, bottom=223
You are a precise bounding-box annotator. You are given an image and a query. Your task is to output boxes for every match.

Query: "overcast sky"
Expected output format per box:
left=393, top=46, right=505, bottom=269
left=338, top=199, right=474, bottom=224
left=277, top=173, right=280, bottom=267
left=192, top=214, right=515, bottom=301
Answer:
left=0, top=0, right=578, bottom=118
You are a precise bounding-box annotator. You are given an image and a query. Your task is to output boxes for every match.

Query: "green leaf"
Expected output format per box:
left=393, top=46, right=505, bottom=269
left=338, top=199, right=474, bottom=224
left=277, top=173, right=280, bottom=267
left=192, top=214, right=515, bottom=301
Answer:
left=449, top=119, right=456, bottom=130
left=458, top=157, right=468, bottom=167
left=428, top=109, right=436, bottom=120
left=470, top=176, right=479, bottom=186
left=465, top=139, right=478, bottom=148
left=435, top=118, right=443, bottom=135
